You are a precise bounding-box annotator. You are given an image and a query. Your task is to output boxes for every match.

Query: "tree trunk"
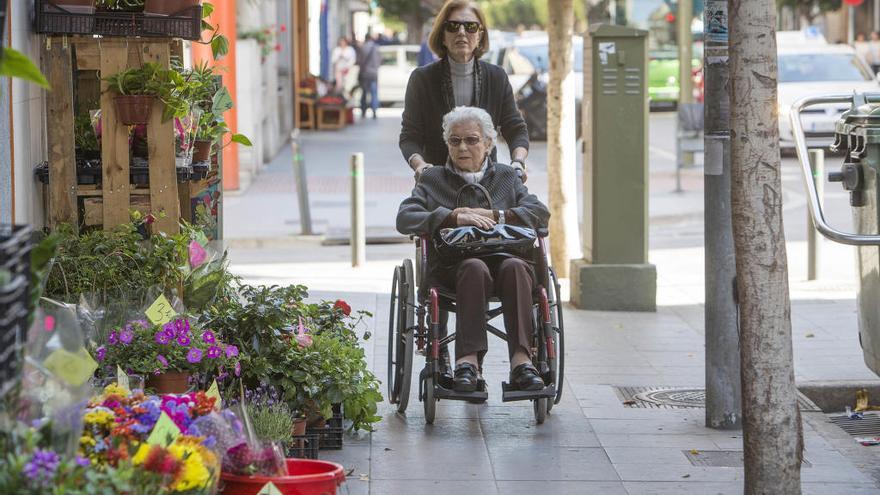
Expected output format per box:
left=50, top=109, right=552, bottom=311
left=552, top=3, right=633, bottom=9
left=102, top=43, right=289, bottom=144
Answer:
left=547, top=0, right=580, bottom=278
left=406, top=15, right=423, bottom=45
left=729, top=1, right=803, bottom=493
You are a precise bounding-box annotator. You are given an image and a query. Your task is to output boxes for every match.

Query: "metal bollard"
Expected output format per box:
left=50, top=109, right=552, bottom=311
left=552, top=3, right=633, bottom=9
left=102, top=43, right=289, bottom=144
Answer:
left=291, top=130, right=313, bottom=235
left=807, top=149, right=824, bottom=281
left=351, top=152, right=366, bottom=267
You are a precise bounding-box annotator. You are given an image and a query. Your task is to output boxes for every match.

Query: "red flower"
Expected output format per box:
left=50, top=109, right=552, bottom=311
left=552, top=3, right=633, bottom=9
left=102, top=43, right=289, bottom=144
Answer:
left=280, top=24, right=287, bottom=32
left=274, top=43, right=282, bottom=52
left=333, top=299, right=351, bottom=316
left=144, top=214, right=155, bottom=225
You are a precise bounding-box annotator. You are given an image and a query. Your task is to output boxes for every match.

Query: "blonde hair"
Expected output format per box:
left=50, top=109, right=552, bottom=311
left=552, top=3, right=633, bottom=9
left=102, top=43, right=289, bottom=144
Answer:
left=428, top=0, right=490, bottom=60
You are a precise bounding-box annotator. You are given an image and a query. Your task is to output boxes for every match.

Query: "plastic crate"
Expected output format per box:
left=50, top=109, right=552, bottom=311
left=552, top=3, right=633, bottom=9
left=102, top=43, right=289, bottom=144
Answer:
left=35, top=0, right=202, bottom=40
left=285, top=433, right=319, bottom=460
left=0, top=275, right=28, bottom=400
left=308, top=403, right=344, bottom=450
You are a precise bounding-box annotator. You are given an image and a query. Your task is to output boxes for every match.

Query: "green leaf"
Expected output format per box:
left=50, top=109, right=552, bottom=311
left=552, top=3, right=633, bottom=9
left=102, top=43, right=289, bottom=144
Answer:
left=212, top=86, right=234, bottom=113
left=211, top=36, right=229, bottom=60
left=230, top=133, right=252, bottom=146
left=202, top=2, right=214, bottom=17
left=0, top=48, right=49, bottom=88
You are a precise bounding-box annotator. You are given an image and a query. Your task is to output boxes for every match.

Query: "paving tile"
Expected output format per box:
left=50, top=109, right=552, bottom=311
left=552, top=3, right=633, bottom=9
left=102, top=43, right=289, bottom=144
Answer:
left=596, top=433, right=720, bottom=450
left=370, top=480, right=498, bottom=495
left=370, top=440, right=494, bottom=481
left=603, top=447, right=692, bottom=466
left=613, top=464, right=743, bottom=482
left=488, top=445, right=620, bottom=481
left=496, top=481, right=627, bottom=495
left=801, top=483, right=880, bottom=494
left=371, top=417, right=484, bottom=446
left=317, top=445, right=370, bottom=476
left=623, top=481, right=741, bottom=495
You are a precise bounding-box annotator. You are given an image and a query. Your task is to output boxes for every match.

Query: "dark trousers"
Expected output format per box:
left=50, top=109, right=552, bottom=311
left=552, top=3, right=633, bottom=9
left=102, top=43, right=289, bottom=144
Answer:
left=433, top=257, right=536, bottom=364
left=359, top=77, right=378, bottom=114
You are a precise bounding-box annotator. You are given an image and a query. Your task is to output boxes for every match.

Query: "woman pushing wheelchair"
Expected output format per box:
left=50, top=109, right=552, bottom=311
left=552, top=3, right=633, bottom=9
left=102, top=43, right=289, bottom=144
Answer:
left=396, top=106, right=550, bottom=399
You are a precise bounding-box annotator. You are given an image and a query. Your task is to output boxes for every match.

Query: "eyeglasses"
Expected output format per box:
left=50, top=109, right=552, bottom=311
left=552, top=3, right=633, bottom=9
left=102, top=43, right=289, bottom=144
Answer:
left=444, top=20, right=481, bottom=34
left=448, top=136, right=483, bottom=146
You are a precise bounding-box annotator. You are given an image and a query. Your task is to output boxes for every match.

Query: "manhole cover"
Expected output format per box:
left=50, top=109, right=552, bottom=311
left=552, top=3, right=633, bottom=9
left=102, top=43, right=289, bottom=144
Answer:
left=635, top=388, right=705, bottom=408
left=830, top=412, right=880, bottom=437
left=614, top=386, right=821, bottom=411
left=684, top=450, right=811, bottom=467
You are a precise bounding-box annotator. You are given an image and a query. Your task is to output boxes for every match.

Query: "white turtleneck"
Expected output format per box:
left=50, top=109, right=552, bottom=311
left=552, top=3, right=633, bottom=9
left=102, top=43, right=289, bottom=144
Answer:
left=448, top=156, right=488, bottom=184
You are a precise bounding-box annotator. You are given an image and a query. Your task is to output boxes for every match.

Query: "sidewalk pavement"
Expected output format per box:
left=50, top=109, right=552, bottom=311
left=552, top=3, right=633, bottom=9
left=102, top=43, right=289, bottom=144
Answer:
left=223, top=109, right=880, bottom=493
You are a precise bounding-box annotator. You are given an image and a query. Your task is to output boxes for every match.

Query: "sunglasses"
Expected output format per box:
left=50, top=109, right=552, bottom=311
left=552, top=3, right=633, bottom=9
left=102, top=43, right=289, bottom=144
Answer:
left=448, top=136, right=483, bottom=146
left=444, top=20, right=481, bottom=34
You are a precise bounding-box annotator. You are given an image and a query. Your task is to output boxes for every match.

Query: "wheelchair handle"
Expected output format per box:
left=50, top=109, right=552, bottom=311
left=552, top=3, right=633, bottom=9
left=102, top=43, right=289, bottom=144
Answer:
left=790, top=93, right=880, bottom=246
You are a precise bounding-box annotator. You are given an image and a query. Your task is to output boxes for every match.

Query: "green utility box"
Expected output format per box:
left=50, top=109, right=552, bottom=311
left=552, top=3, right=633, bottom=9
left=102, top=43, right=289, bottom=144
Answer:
left=571, top=24, right=656, bottom=311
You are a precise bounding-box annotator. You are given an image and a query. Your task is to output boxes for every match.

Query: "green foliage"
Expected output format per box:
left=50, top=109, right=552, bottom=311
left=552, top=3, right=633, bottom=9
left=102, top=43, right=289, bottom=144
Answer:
left=199, top=3, right=230, bottom=60
left=74, top=114, right=99, bottom=152
left=103, top=62, right=194, bottom=122
left=0, top=48, right=49, bottom=88
left=775, top=0, right=841, bottom=22
left=251, top=403, right=295, bottom=444
left=95, top=0, right=144, bottom=11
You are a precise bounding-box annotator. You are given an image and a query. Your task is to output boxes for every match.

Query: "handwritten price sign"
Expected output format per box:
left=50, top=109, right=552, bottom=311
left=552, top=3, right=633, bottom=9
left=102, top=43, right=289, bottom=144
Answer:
left=145, top=294, right=175, bottom=326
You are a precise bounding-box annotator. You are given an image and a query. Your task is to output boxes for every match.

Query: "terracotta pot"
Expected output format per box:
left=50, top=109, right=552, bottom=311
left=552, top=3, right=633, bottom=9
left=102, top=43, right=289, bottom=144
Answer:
left=292, top=417, right=307, bottom=437
left=114, top=95, right=154, bottom=126
left=50, top=0, right=95, bottom=15
left=144, top=0, right=199, bottom=16
left=146, top=372, right=190, bottom=394
left=192, top=139, right=212, bottom=163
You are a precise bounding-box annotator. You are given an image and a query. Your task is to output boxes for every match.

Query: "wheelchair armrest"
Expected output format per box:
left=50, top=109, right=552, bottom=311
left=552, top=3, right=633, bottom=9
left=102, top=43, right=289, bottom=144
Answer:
left=536, top=227, right=549, bottom=238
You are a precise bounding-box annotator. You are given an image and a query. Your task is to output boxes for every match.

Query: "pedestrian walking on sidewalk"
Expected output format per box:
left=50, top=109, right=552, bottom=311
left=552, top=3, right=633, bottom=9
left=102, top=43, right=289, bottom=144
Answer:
left=400, top=0, right=530, bottom=182
left=357, top=33, right=382, bottom=119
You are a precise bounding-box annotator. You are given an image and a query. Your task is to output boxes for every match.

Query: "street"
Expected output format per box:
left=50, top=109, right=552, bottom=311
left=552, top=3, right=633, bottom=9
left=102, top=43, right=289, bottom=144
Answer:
left=221, top=109, right=880, bottom=494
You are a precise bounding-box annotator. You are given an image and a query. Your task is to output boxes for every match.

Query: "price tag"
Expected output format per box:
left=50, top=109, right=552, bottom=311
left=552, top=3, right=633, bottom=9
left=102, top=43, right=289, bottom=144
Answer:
left=43, top=348, right=98, bottom=387
left=146, top=411, right=181, bottom=447
left=117, top=365, right=130, bottom=391
left=145, top=294, right=175, bottom=326
left=206, top=379, right=221, bottom=411
left=257, top=482, right=283, bottom=495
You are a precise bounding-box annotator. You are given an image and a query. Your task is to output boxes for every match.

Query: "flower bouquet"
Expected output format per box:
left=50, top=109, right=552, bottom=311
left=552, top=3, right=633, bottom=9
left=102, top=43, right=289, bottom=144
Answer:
left=95, top=317, right=240, bottom=394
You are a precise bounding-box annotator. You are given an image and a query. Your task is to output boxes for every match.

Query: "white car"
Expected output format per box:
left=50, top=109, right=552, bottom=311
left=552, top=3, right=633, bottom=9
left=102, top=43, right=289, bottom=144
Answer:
left=499, top=35, right=585, bottom=101
left=378, top=45, right=420, bottom=106
left=778, top=42, right=880, bottom=150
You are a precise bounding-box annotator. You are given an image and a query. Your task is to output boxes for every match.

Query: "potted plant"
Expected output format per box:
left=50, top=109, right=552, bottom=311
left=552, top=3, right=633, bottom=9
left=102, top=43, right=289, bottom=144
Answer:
left=95, top=0, right=143, bottom=11
left=94, top=316, right=241, bottom=394
left=74, top=112, right=100, bottom=160
left=104, top=62, right=193, bottom=125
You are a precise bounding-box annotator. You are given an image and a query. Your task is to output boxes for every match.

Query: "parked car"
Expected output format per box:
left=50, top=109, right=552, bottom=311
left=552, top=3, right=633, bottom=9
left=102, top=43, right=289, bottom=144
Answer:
left=377, top=44, right=420, bottom=106
left=647, top=49, right=703, bottom=109
left=777, top=40, right=880, bottom=150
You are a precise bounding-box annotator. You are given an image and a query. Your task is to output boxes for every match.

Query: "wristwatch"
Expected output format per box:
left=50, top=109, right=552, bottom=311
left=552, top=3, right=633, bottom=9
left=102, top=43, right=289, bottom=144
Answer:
left=497, top=210, right=506, bottom=224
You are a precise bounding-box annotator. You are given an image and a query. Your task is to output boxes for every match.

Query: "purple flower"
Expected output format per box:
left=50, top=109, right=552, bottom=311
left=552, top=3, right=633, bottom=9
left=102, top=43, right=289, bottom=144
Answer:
left=234, top=361, right=241, bottom=376
left=174, top=318, right=190, bottom=336
left=155, top=330, right=172, bottom=345
left=202, top=330, right=216, bottom=344
left=176, top=334, right=191, bottom=347
left=157, top=354, right=169, bottom=368
left=95, top=346, right=107, bottom=361
left=206, top=346, right=222, bottom=359
left=186, top=348, right=203, bottom=364
left=119, top=328, right=134, bottom=345
left=107, top=331, right=119, bottom=346
left=75, top=456, right=90, bottom=467
left=23, top=449, right=60, bottom=487
left=225, top=345, right=239, bottom=358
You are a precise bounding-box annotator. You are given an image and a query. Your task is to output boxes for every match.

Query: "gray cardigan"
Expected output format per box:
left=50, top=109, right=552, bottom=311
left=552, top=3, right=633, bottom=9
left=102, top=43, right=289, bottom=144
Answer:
left=396, top=162, right=549, bottom=238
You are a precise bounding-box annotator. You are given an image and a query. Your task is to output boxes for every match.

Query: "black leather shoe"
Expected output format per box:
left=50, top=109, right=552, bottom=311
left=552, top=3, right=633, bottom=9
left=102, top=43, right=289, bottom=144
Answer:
left=510, top=363, right=545, bottom=391
left=438, top=349, right=454, bottom=389
left=453, top=363, right=479, bottom=392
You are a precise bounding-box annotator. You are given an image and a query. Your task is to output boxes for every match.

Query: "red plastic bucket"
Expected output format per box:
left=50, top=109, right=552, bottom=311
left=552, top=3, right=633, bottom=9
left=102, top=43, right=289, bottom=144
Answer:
left=220, top=459, right=346, bottom=495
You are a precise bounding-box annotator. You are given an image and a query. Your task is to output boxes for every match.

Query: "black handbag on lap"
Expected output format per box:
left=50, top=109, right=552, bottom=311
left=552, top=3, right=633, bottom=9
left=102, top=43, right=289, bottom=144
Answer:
left=433, top=182, right=537, bottom=264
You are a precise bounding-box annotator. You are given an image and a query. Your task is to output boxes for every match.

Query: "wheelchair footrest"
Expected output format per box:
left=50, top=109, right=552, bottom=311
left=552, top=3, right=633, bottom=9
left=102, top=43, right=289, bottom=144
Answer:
left=500, top=382, right=556, bottom=403
left=433, top=383, right=489, bottom=402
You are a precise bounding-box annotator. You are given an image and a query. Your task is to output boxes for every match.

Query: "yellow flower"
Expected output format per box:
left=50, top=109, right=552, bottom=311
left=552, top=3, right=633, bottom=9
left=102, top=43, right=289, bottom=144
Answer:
left=83, top=407, right=115, bottom=427
left=103, top=383, right=129, bottom=397
left=168, top=443, right=210, bottom=491
left=132, top=443, right=151, bottom=465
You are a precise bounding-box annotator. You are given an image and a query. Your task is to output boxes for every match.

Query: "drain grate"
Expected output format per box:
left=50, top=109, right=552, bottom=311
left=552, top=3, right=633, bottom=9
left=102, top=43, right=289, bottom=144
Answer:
left=684, top=450, right=811, bottom=468
left=829, top=412, right=880, bottom=437
left=614, top=386, right=822, bottom=412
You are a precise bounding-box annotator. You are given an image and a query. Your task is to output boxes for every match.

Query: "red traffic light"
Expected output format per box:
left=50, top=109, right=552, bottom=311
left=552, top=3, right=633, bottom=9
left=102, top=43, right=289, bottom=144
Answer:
left=665, top=13, right=676, bottom=22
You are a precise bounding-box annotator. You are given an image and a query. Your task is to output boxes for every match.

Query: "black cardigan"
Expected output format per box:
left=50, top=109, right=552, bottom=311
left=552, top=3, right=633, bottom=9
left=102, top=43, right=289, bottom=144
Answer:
left=398, top=58, right=530, bottom=167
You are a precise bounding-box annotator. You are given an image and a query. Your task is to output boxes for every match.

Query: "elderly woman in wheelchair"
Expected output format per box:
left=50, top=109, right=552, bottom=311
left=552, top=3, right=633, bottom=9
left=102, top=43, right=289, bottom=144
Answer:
left=393, top=106, right=560, bottom=423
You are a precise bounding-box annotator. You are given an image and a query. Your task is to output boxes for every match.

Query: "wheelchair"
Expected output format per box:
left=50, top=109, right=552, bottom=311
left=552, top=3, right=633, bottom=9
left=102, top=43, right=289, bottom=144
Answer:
left=387, top=229, right=565, bottom=424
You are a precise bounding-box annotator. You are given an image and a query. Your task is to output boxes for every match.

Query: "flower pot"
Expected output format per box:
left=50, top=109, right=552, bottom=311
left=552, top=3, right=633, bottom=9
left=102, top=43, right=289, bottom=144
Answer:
left=146, top=372, right=190, bottom=394
left=220, top=459, right=345, bottom=495
left=114, top=95, right=154, bottom=126
left=292, top=417, right=307, bottom=437
left=192, top=139, right=212, bottom=163
left=50, top=0, right=95, bottom=15
left=144, top=0, right=198, bottom=15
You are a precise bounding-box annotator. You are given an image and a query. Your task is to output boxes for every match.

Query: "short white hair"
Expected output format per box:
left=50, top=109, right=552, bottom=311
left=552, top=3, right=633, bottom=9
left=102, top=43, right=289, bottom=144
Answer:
left=442, top=106, right=497, bottom=148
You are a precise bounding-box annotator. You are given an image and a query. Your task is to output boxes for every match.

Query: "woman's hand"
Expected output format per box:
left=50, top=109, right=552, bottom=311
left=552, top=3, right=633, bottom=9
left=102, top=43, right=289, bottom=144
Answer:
left=414, top=163, right=433, bottom=181
left=455, top=208, right=496, bottom=230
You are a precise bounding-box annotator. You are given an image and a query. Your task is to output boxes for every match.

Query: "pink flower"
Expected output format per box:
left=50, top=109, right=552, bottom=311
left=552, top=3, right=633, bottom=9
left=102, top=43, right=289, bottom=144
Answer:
left=155, top=329, right=172, bottom=345
left=202, top=330, right=215, bottom=344
left=280, top=24, right=287, bottom=32
left=295, top=333, right=313, bottom=348
left=176, top=334, right=191, bottom=347
left=157, top=354, right=169, bottom=368
left=188, top=240, right=207, bottom=268
left=144, top=214, right=155, bottom=225
left=95, top=346, right=106, bottom=361
left=108, top=331, right=119, bottom=345
left=234, top=361, right=241, bottom=376
left=206, top=346, right=222, bottom=359
left=225, top=345, right=239, bottom=358
left=44, top=316, right=56, bottom=333
left=119, top=328, right=134, bottom=345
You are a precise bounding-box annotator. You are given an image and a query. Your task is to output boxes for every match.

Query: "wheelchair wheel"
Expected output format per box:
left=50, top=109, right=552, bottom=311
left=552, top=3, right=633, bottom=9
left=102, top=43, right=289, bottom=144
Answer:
left=534, top=398, right=547, bottom=424
left=387, top=261, right=415, bottom=412
left=548, top=267, right=565, bottom=408
left=423, top=375, right=436, bottom=424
